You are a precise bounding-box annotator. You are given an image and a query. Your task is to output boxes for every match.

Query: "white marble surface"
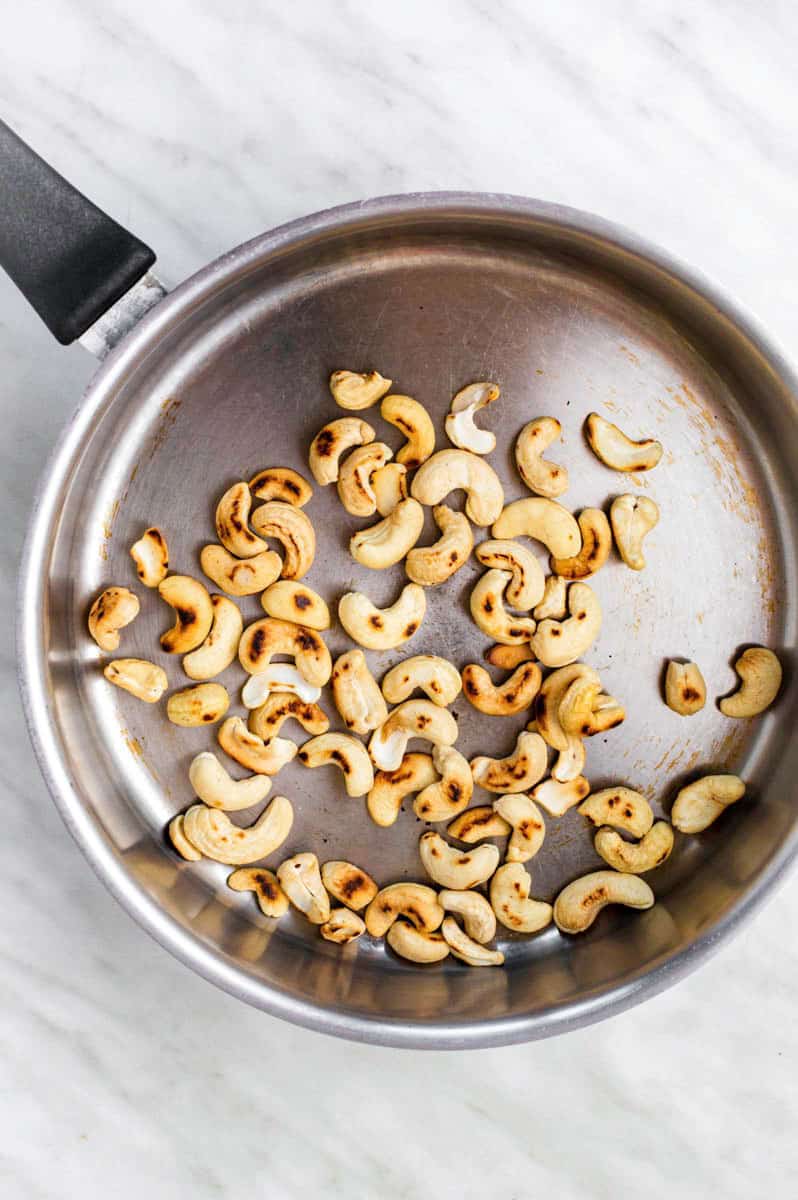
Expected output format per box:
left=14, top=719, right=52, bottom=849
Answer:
left=2, top=2, right=797, bottom=1196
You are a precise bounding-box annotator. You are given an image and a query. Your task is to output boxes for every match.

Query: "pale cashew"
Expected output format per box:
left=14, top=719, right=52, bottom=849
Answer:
left=260, top=581, right=330, bottom=630
left=471, top=731, right=547, bottom=793
left=182, top=595, right=243, bottom=681
left=530, top=775, right=590, bottom=817
left=492, top=498, right=581, bottom=559
left=321, top=861, right=378, bottom=911
left=536, top=664, right=600, bottom=750
left=474, top=539, right=545, bottom=609
left=215, top=481, right=268, bottom=558
left=447, top=806, right=511, bottom=843
left=369, top=700, right=458, bottom=771
left=439, top=889, right=496, bottom=942
left=338, top=583, right=426, bottom=650
left=665, top=660, right=707, bottom=716
left=531, top=581, right=601, bottom=668
left=387, top=923, right=449, bottom=963
left=321, top=909, right=366, bottom=944
left=411, top=449, right=503, bottom=525
left=249, top=501, right=315, bottom=580
left=188, top=751, right=271, bottom=811
left=241, top=666, right=322, bottom=708
left=218, top=716, right=297, bottom=775
left=493, top=794, right=546, bottom=863
left=419, top=831, right=499, bottom=889
left=364, top=883, right=444, bottom=937
left=337, top=442, right=394, bottom=516
left=515, top=416, right=568, bottom=498
left=88, top=586, right=140, bottom=650
left=167, top=683, right=229, bottom=727
left=381, top=394, right=435, bottom=468
left=367, top=753, right=439, bottom=827
left=350, top=498, right=424, bottom=569
left=441, top=917, right=504, bottom=966
left=405, top=504, right=473, bottom=586
left=248, top=694, right=328, bottom=741
left=373, top=462, right=408, bottom=516
left=671, top=774, right=745, bottom=833
left=551, top=735, right=587, bottom=783
left=470, top=569, right=537, bottom=645
left=413, top=746, right=473, bottom=821
left=104, top=658, right=167, bottom=703
left=168, top=814, right=202, bottom=861
left=308, top=417, right=375, bottom=485
left=382, top=655, right=462, bottom=707
left=227, top=866, right=289, bottom=917
left=129, top=528, right=168, bottom=587
left=329, top=368, right=392, bottom=411
left=594, top=822, right=674, bottom=874
left=249, top=465, right=313, bottom=507
left=550, top=508, right=612, bottom=579
left=331, top=650, right=388, bottom=735
left=297, top=733, right=375, bottom=797
left=277, top=853, right=330, bottom=924
left=158, top=575, right=214, bottom=654
left=445, top=381, right=500, bottom=455
left=579, top=787, right=654, bottom=838
left=462, top=661, right=542, bottom=716
left=182, top=795, right=293, bottom=865
left=585, top=412, right=663, bottom=472
left=238, top=617, right=332, bottom=686
left=610, top=494, right=659, bottom=571
left=490, top=862, right=553, bottom=933
left=719, top=647, right=782, bottom=718
left=534, top=574, right=568, bottom=620
left=554, top=869, right=654, bottom=933
left=486, top=643, right=535, bottom=670
left=200, top=544, right=281, bottom=596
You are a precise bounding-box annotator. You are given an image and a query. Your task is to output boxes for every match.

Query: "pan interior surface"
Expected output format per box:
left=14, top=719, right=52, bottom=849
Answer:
left=26, top=200, right=797, bottom=1046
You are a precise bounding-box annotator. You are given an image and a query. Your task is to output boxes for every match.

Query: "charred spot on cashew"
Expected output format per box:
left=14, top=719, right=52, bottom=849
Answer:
left=350, top=498, right=425, bottom=569
left=530, top=775, right=590, bottom=817
left=182, top=795, right=293, bottom=865
left=182, top=595, right=243, bottom=681
left=372, top=462, right=408, bottom=516
left=719, top=647, right=782, bottom=718
left=531, top=581, right=601, bottom=668
left=447, top=805, right=511, bottom=844
left=241, top=665, right=322, bottom=708
left=445, top=381, right=500, bottom=455
left=492, top=497, right=581, bottom=559
left=188, top=751, right=272, bottom=811
left=369, top=700, right=458, bottom=772
left=493, top=794, right=546, bottom=863
left=490, top=862, right=553, bottom=933
left=217, top=716, right=297, bottom=775
left=413, top=746, right=473, bottom=821
left=331, top=649, right=388, bottom=735
left=365, top=883, right=444, bottom=937
left=550, top=508, right=612, bottom=579
left=387, top=923, right=450, bottom=963
left=579, top=787, right=654, bottom=838
left=129, top=528, right=168, bottom=587
left=671, top=774, right=745, bottom=834
left=417, top=832, right=495, bottom=894
left=610, top=494, right=659, bottom=571
left=462, top=661, right=542, bottom=716
left=321, top=908, right=367, bottom=944
left=260, top=580, right=330, bottom=630
left=277, top=853, right=330, bottom=924
left=367, top=752, right=439, bottom=827
left=486, top=643, right=536, bottom=670
left=308, top=417, right=375, bottom=485
left=167, top=683, right=230, bottom=727
left=474, top=539, right=545, bottom=610
left=338, top=583, right=426, bottom=650
left=248, top=694, right=328, bottom=741
left=554, top=869, right=655, bottom=933
left=329, top=368, right=392, bottom=411
left=534, top=574, right=568, bottom=621
left=215, top=481, right=268, bottom=558
left=158, top=575, right=214, bottom=654
left=381, top=394, right=436, bottom=469
left=88, top=587, right=140, bottom=651
left=104, top=658, right=168, bottom=703
left=411, top=449, right=504, bottom=525
left=585, top=412, right=663, bottom=472
left=439, top=889, right=497, bottom=942
left=297, top=733, right=375, bottom=797
left=249, top=501, right=315, bottom=580
left=321, top=861, right=378, bottom=911
left=249, top=465, right=313, bottom=507
left=471, top=731, right=548, bottom=794
left=169, top=814, right=202, bottom=861
left=200, top=544, right=282, bottom=596
left=227, top=867, right=289, bottom=917
left=536, top=664, right=600, bottom=750
left=514, top=416, right=568, bottom=499
left=405, top=504, right=473, bottom=586
left=441, top=918, right=504, bottom=967
left=665, top=660, right=707, bottom=716
left=594, top=822, right=674, bottom=874
left=337, top=442, right=394, bottom=516
left=470, top=569, right=537, bottom=646
left=381, top=655, right=462, bottom=707
left=238, top=617, right=331, bottom=686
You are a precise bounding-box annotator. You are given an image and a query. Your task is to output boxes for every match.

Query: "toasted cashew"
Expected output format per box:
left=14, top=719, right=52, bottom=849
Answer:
left=534, top=574, right=568, bottom=620
left=369, top=700, right=458, bottom=771
left=321, top=861, right=378, bottom=911
left=297, top=733, right=374, bottom=797
left=200, top=544, right=281, bottom=595
left=554, top=869, right=654, bottom=933
left=169, top=814, right=202, bottom=861
left=129, top=528, right=168, bottom=587
left=373, top=462, right=408, bottom=515
left=530, top=775, right=590, bottom=817
left=218, top=716, right=296, bottom=775
left=531, top=581, right=601, bottom=668
left=595, top=822, right=674, bottom=874
left=182, top=795, right=293, bottom=865
left=382, top=655, right=462, bottom=707
left=445, top=381, right=500, bottom=455
left=439, top=890, right=496, bottom=942
left=309, top=417, right=375, bottom=485
left=585, top=412, right=663, bottom=472
left=329, top=368, right=392, bottom=411
left=350, top=498, right=424, bottom=569
left=405, top=504, right=473, bottom=586
left=559, top=674, right=605, bottom=736
left=475, top=539, right=545, bottom=609
left=189, top=751, right=271, bottom=810
left=579, top=692, right=625, bottom=736
left=515, top=416, right=568, bottom=498
left=88, top=587, right=140, bottom=651
left=462, top=661, right=542, bottom=716
left=367, top=753, right=439, bottom=827
left=339, top=583, right=426, bottom=650
left=447, top=805, right=511, bottom=843
left=490, top=862, right=553, bottom=933
left=158, top=575, right=214, bottom=654
left=471, top=731, right=547, bottom=794
left=665, top=660, right=707, bottom=716
left=241, top=666, right=322, bottom=708
left=470, top=569, right=537, bottom=645
left=104, top=658, right=167, bottom=703
left=321, top=908, right=367, bottom=944
left=536, top=664, right=600, bottom=750
left=551, top=735, right=587, bottom=783
left=671, top=774, right=745, bottom=833
left=719, top=647, right=782, bottom=718
left=411, top=449, right=503, bottom=525
left=381, top=394, right=435, bottom=468
left=331, top=650, right=388, bottom=735
left=419, top=831, right=499, bottom=889
left=365, top=883, right=444, bottom=937
left=550, top=509, right=612, bottom=579
left=492, top=498, right=581, bottom=559
left=277, top=853, right=330, bottom=924
left=215, top=481, right=268, bottom=558
left=248, top=694, right=328, bottom=741
left=441, top=917, right=504, bottom=966
left=227, top=867, right=289, bottom=917
left=387, top=923, right=449, bottom=963
left=413, top=746, right=473, bottom=821
left=493, top=794, right=545, bottom=862
left=337, top=442, right=394, bottom=516
left=486, top=643, right=535, bottom=670
left=579, top=787, right=654, bottom=838
left=167, top=683, right=229, bottom=727
left=260, top=581, right=330, bottom=630
left=238, top=617, right=331, bottom=686
left=249, top=466, right=313, bottom=506
left=610, top=494, right=659, bottom=571
left=250, top=501, right=315, bottom=580
left=182, top=595, right=242, bottom=681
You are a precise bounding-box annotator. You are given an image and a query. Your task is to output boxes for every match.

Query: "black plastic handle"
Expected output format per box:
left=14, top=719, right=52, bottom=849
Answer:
left=0, top=119, right=155, bottom=345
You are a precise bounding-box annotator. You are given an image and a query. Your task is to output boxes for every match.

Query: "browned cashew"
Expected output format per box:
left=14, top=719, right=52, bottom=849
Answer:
left=200, top=544, right=282, bottom=596
left=249, top=466, right=313, bottom=506
left=215, top=481, right=268, bottom=558
left=158, top=575, right=214, bottom=654
left=485, top=643, right=535, bottom=670
left=88, top=586, right=140, bottom=651
left=248, top=694, right=329, bottom=741
left=129, top=528, right=168, bottom=587
left=447, top=805, right=511, bottom=843
left=249, top=501, right=315, bottom=580
left=550, top=508, right=612, bottom=579
left=462, top=661, right=542, bottom=716
left=367, top=753, right=439, bottom=827
left=238, top=618, right=332, bottom=686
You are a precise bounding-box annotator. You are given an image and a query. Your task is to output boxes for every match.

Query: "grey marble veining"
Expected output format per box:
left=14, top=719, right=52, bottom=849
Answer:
left=1, top=2, right=797, bottom=1196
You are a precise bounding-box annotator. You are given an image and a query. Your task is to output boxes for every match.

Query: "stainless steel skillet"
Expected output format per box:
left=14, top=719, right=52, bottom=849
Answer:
left=6, top=120, right=797, bottom=1048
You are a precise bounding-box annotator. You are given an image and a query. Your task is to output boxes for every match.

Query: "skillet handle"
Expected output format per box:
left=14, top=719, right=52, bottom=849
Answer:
left=0, top=119, right=156, bottom=345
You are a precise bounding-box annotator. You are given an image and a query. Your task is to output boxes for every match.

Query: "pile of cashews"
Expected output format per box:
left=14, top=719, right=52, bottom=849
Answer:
left=85, top=368, right=784, bottom=966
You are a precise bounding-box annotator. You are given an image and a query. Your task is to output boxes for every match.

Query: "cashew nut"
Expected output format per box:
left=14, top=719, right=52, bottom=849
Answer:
left=249, top=501, right=316, bottom=580
left=215, top=481, right=268, bottom=558
left=277, top=853, right=330, bottom=924
left=158, top=575, right=214, bottom=654
left=493, top=794, right=545, bottom=862
left=413, top=746, right=473, bottom=821
left=104, top=658, right=167, bottom=703
left=462, top=661, right=542, bottom=716
left=189, top=751, right=272, bottom=811
left=368, top=753, right=438, bottom=827
left=168, top=814, right=202, bottom=861
left=381, top=655, right=462, bottom=707
left=514, top=416, right=568, bottom=498
left=534, top=574, right=568, bottom=620
left=329, top=368, right=392, bottom=410
left=411, top=449, right=504, bottom=525
left=364, top=883, right=444, bottom=937
left=387, top=923, right=449, bottom=963
left=200, top=544, right=282, bottom=595
left=471, top=731, right=547, bottom=794
left=338, top=583, right=426, bottom=650
left=530, top=775, right=591, bottom=816
left=182, top=595, right=243, bottom=681
left=241, top=665, right=322, bottom=708
left=381, top=394, right=436, bottom=468
left=579, top=787, right=654, bottom=838
left=551, top=735, right=587, bottom=783
left=550, top=508, right=612, bottom=579
left=238, top=617, right=332, bottom=686
left=373, top=462, right=408, bottom=516
left=531, top=581, right=601, bottom=668
left=594, top=822, right=674, bottom=874
left=665, top=660, right=707, bottom=716
left=248, top=694, right=329, bottom=741
left=585, top=412, right=663, bottom=472
left=218, top=716, right=297, bottom=775
left=227, top=867, right=289, bottom=917
left=167, top=682, right=229, bottom=727
left=369, top=700, right=458, bottom=771
left=88, top=587, right=140, bottom=650
left=578, top=692, right=626, bottom=737
left=260, top=581, right=330, bottom=630
left=439, top=889, right=496, bottom=942
left=671, top=774, right=745, bottom=833
left=405, top=504, right=473, bottom=586
left=182, top=795, right=293, bottom=865
left=419, top=831, right=499, bottom=889
left=129, top=528, right=168, bottom=587
left=486, top=643, right=535, bottom=670
left=445, top=381, right=500, bottom=454
left=490, top=862, right=553, bottom=933
left=536, top=664, right=600, bottom=750
left=719, top=647, right=782, bottom=718
left=321, top=861, right=378, bottom=911
left=321, top=908, right=367, bottom=944
left=441, top=917, right=504, bottom=967
left=554, top=869, right=654, bottom=933
left=492, top=498, right=581, bottom=559
left=249, top=465, right=313, bottom=507
left=474, top=539, right=545, bottom=610
left=469, top=569, right=537, bottom=645
left=308, top=417, right=375, bottom=485
left=297, top=733, right=375, bottom=797
left=331, top=649, right=388, bottom=735
left=610, top=494, right=659, bottom=571
left=337, top=442, right=394, bottom=516
left=559, top=674, right=609, bottom=737
left=350, top=498, right=424, bottom=569
left=447, top=805, right=511, bottom=844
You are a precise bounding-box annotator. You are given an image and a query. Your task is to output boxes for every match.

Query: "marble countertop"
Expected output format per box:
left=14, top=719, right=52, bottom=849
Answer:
left=2, top=2, right=797, bottom=1196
